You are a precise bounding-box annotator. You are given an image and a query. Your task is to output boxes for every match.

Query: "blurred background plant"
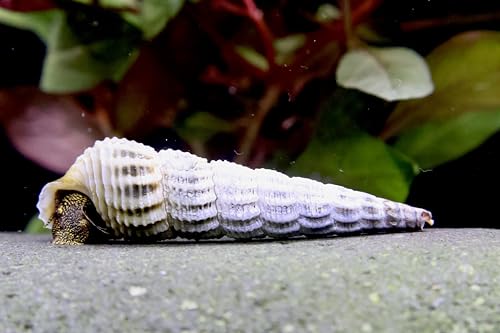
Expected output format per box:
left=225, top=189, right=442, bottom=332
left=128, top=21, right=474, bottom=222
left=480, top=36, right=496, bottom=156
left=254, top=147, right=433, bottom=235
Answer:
left=0, top=0, right=499, bottom=232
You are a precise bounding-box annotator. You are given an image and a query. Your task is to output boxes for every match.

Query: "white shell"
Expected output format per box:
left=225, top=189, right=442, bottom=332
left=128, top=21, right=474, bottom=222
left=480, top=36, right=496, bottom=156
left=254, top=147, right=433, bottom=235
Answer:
left=37, top=137, right=433, bottom=240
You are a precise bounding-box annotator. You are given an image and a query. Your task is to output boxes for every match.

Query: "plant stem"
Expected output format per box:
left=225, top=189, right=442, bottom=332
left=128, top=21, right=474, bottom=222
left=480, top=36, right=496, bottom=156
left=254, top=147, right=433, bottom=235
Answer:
left=242, top=0, right=276, bottom=70
left=342, top=0, right=354, bottom=48
left=235, top=85, right=281, bottom=164
left=213, top=0, right=276, bottom=71
left=400, top=12, right=500, bottom=32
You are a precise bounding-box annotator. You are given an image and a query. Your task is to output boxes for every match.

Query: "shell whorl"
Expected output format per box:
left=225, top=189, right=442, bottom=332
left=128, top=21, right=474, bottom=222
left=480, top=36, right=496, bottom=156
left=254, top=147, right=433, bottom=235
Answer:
left=38, top=138, right=170, bottom=237
left=37, top=137, right=433, bottom=240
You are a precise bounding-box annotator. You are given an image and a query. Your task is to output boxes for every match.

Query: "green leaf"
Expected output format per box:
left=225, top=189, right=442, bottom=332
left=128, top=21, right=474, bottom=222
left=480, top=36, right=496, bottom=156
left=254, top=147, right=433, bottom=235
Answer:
left=315, top=4, right=341, bottom=23
left=286, top=88, right=417, bottom=202
left=384, top=31, right=500, bottom=169
left=0, top=8, right=61, bottom=42
left=24, top=216, right=50, bottom=234
left=0, top=8, right=139, bottom=93
left=394, top=110, right=500, bottom=169
left=41, top=13, right=139, bottom=93
left=290, top=133, right=417, bottom=202
left=274, top=34, right=306, bottom=65
left=56, top=1, right=181, bottom=40
left=383, top=31, right=500, bottom=138
left=336, top=47, right=434, bottom=102
left=177, top=112, right=233, bottom=142
left=42, top=42, right=138, bottom=93
left=121, top=0, right=185, bottom=40
left=235, top=45, right=269, bottom=71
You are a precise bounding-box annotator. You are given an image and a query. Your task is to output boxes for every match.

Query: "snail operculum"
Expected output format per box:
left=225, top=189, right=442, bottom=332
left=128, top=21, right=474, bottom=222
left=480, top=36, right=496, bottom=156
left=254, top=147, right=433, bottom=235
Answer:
left=50, top=190, right=110, bottom=245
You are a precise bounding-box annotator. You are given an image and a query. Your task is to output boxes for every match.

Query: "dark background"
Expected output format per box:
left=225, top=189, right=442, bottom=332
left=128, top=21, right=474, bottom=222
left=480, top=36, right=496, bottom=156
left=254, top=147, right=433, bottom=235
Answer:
left=1, top=0, right=499, bottom=230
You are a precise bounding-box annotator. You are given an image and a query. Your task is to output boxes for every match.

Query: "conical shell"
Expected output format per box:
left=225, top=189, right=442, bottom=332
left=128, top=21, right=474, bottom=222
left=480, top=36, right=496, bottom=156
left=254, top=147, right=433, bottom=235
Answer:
left=37, top=137, right=433, bottom=240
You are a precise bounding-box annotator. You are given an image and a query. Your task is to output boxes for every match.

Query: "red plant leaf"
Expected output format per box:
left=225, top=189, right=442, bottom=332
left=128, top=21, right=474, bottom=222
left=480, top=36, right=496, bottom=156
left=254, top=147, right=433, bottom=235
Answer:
left=0, top=0, right=55, bottom=12
left=0, top=87, right=104, bottom=173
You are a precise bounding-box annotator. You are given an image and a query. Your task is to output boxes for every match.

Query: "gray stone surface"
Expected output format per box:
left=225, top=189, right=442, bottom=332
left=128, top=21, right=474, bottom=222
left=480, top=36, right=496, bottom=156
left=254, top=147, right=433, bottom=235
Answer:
left=1, top=229, right=499, bottom=333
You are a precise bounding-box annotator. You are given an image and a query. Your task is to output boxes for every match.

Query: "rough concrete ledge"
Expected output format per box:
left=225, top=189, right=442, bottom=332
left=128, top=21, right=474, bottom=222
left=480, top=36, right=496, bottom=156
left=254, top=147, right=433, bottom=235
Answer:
left=1, top=229, right=499, bottom=333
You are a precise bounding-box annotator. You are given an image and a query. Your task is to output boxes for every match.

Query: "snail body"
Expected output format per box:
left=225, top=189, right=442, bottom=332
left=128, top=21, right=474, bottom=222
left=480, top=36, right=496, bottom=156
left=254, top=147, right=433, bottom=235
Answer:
left=37, top=137, right=433, bottom=244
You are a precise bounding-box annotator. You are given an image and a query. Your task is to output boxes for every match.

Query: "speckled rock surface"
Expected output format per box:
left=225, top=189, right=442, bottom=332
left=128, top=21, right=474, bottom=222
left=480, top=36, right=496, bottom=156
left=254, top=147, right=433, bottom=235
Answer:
left=1, top=229, right=499, bottom=333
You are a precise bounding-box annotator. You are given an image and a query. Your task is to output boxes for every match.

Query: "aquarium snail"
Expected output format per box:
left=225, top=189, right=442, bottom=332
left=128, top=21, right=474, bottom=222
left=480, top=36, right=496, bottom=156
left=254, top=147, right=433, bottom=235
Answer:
left=37, top=137, right=434, bottom=245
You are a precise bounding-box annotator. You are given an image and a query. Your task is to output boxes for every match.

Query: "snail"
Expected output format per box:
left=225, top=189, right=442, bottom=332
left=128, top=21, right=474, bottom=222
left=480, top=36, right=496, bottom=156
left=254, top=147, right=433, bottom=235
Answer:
left=37, top=137, right=434, bottom=245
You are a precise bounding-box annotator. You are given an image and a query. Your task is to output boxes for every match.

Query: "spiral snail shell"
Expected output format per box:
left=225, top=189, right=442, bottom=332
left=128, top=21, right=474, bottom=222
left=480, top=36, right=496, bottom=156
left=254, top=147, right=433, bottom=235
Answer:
left=37, top=137, right=433, bottom=244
